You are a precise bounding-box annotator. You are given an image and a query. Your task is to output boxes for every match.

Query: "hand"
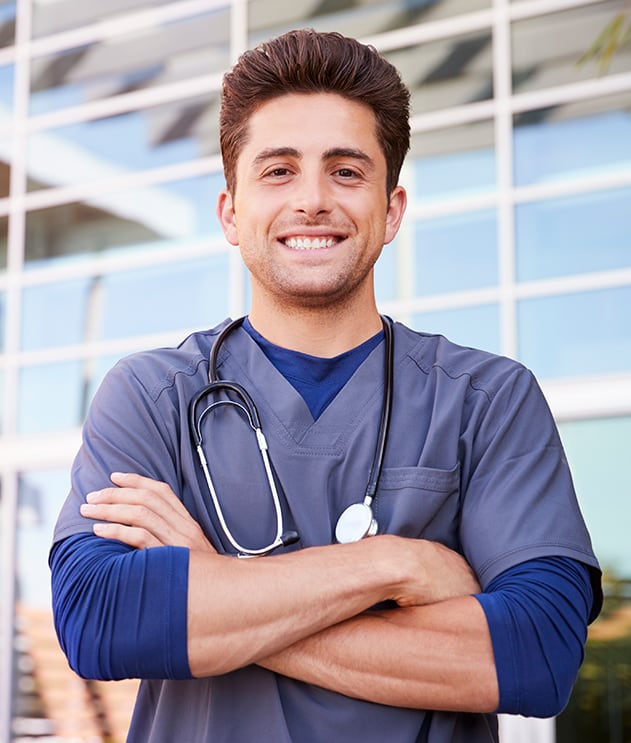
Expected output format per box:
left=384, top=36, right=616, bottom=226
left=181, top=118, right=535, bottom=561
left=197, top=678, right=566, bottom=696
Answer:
left=377, top=535, right=481, bottom=607
left=80, top=472, right=215, bottom=552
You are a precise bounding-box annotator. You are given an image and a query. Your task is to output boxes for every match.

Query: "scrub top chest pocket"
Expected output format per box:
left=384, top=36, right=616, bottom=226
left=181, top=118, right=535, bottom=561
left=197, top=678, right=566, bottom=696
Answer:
left=373, top=463, right=462, bottom=548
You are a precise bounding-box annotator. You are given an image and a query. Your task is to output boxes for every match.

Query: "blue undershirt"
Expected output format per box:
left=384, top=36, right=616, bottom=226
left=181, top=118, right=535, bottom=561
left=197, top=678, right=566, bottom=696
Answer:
left=242, top=318, right=383, bottom=419
left=50, top=327, right=596, bottom=717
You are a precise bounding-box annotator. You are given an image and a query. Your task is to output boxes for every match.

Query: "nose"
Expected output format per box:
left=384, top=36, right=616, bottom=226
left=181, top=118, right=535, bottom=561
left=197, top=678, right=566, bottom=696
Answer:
left=291, top=170, right=333, bottom=218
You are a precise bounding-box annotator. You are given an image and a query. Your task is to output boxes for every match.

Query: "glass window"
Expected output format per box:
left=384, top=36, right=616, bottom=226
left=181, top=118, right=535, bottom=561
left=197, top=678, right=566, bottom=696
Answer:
left=556, top=417, right=631, bottom=743
left=0, top=63, right=14, bottom=125
left=384, top=30, right=493, bottom=116
left=21, top=278, right=90, bottom=350
left=13, top=468, right=139, bottom=740
left=518, top=286, right=631, bottom=379
left=29, top=9, right=229, bottom=115
left=512, top=1, right=631, bottom=94
left=24, top=173, right=225, bottom=267
left=0, top=147, right=10, bottom=199
left=0, top=2, right=15, bottom=48
left=99, top=253, right=230, bottom=340
left=31, top=0, right=173, bottom=37
left=413, top=303, right=500, bottom=353
left=0, top=367, right=4, bottom=434
left=18, top=361, right=84, bottom=433
left=514, top=91, right=631, bottom=187
left=250, top=0, right=491, bottom=42
left=22, top=253, right=230, bottom=350
left=515, top=186, right=631, bottom=281
left=27, top=93, right=220, bottom=191
left=415, top=210, right=497, bottom=295
left=375, top=239, right=398, bottom=302
left=410, top=119, right=496, bottom=202
left=0, top=214, right=7, bottom=268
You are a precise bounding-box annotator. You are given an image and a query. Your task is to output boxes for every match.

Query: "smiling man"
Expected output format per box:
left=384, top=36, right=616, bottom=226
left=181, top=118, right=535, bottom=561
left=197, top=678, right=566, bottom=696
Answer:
left=50, top=29, right=601, bottom=743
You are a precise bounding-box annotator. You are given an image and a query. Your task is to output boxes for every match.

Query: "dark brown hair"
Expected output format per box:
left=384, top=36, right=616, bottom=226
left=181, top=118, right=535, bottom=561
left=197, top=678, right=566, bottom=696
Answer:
left=220, top=29, right=410, bottom=195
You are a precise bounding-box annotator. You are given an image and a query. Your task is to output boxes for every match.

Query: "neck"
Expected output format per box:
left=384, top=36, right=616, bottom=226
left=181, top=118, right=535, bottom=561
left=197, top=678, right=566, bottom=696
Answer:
left=247, top=296, right=383, bottom=358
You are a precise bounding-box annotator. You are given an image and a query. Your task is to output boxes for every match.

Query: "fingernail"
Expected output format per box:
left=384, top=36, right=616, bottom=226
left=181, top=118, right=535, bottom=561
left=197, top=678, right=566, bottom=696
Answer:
left=86, top=492, right=98, bottom=503
left=93, top=523, right=108, bottom=536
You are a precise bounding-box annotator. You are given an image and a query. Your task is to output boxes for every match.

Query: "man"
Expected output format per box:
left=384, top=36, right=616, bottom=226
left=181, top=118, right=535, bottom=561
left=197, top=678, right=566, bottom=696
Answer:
left=50, top=29, right=601, bottom=742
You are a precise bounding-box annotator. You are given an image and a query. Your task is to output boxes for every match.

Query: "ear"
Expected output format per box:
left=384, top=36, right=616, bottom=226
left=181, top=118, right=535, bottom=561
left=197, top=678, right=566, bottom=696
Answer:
left=217, top=189, right=239, bottom=246
left=384, top=185, right=407, bottom=245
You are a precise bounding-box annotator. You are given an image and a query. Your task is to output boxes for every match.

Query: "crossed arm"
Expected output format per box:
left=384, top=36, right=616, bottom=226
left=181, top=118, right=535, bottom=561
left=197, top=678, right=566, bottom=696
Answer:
left=77, top=472, right=498, bottom=713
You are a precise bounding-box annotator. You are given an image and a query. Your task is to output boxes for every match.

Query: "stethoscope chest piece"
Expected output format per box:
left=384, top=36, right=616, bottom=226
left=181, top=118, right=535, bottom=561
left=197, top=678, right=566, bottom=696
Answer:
left=335, top=502, right=378, bottom=543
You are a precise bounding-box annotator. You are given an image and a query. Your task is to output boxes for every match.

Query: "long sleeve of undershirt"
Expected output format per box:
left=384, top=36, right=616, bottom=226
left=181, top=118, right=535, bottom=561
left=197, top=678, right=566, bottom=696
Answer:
left=50, top=533, right=191, bottom=681
left=51, top=534, right=594, bottom=708
left=476, top=556, right=595, bottom=718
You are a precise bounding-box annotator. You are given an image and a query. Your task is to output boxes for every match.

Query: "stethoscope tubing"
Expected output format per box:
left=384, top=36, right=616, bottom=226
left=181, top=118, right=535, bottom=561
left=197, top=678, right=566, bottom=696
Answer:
left=189, top=315, right=394, bottom=555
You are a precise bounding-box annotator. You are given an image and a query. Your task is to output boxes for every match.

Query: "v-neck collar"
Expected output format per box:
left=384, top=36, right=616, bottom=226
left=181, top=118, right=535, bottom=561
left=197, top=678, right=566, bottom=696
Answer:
left=213, top=324, right=389, bottom=452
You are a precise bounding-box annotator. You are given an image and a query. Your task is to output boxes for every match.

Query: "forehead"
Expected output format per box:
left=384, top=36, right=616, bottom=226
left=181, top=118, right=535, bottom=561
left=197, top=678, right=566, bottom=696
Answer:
left=239, top=92, right=382, bottom=163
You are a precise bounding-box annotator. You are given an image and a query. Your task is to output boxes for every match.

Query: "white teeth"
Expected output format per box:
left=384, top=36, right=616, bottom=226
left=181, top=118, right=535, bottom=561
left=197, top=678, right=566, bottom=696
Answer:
left=285, top=237, right=336, bottom=250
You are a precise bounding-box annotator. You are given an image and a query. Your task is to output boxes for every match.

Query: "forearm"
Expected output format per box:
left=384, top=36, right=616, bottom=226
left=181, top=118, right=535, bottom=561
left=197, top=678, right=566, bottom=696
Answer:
left=259, top=597, right=498, bottom=713
left=78, top=474, right=482, bottom=681
left=187, top=537, right=413, bottom=677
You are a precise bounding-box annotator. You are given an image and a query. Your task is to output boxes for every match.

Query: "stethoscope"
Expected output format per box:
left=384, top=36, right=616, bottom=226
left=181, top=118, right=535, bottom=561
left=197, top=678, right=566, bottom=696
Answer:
left=188, top=315, right=394, bottom=557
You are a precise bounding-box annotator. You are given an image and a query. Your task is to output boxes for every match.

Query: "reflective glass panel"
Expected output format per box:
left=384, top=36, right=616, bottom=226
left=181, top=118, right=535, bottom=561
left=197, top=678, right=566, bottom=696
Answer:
left=250, top=0, right=491, bottom=42
left=415, top=210, right=497, bottom=295
left=21, top=253, right=230, bottom=350
left=24, top=173, right=225, bottom=267
left=0, top=63, right=14, bottom=125
left=517, top=286, right=631, bottom=379
left=410, top=119, right=496, bottom=202
left=99, top=253, right=230, bottom=340
left=0, top=147, right=10, bottom=199
left=516, top=187, right=631, bottom=281
left=0, top=367, right=4, bottom=433
left=0, top=2, right=15, bottom=48
left=0, top=214, right=7, bottom=268
left=556, top=417, right=631, bottom=743
left=18, top=361, right=84, bottom=433
left=384, top=31, right=493, bottom=116
left=0, top=288, right=6, bottom=349
left=27, top=93, right=220, bottom=191
left=374, top=239, right=398, bottom=302
left=32, top=0, right=173, bottom=37
left=13, top=468, right=139, bottom=740
left=514, top=92, right=631, bottom=186
left=512, top=1, right=631, bottom=94
left=29, top=9, right=229, bottom=114
left=413, top=303, right=500, bottom=353
left=21, top=278, right=88, bottom=349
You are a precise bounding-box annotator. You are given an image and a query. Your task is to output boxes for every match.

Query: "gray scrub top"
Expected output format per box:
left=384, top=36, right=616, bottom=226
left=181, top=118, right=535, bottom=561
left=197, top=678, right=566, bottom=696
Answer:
left=54, top=319, right=600, bottom=743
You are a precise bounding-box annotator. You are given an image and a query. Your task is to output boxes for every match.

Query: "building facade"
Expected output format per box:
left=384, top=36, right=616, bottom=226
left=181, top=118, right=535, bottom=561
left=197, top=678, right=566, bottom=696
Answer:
left=0, top=0, right=630, bottom=740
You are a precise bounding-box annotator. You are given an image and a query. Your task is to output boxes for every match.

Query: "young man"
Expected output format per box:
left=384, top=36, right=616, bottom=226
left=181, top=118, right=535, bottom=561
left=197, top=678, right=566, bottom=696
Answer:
left=51, top=30, right=601, bottom=742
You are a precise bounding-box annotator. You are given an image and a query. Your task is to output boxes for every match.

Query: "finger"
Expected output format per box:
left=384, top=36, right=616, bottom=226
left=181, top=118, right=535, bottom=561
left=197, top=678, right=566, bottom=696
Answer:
left=110, top=472, right=192, bottom=519
left=92, top=473, right=194, bottom=528
left=92, top=521, right=163, bottom=549
left=81, top=497, right=214, bottom=552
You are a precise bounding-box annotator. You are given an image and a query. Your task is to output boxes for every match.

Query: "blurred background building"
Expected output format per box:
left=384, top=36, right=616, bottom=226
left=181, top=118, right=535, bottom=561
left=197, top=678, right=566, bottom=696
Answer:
left=0, top=0, right=629, bottom=740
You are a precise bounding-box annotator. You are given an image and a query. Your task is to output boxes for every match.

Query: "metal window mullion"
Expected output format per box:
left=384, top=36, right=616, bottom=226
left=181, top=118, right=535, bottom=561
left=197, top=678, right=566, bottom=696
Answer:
left=227, top=0, right=248, bottom=316
left=493, top=0, right=518, bottom=361
left=0, top=0, right=32, bottom=739
left=28, top=0, right=232, bottom=60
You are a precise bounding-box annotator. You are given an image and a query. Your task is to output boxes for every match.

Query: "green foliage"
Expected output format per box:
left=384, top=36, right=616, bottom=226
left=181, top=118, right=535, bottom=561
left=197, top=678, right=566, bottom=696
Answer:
left=578, top=7, right=631, bottom=73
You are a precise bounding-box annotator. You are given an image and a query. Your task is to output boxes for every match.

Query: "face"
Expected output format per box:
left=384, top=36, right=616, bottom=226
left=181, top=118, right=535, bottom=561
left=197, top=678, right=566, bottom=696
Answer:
left=217, top=93, right=406, bottom=314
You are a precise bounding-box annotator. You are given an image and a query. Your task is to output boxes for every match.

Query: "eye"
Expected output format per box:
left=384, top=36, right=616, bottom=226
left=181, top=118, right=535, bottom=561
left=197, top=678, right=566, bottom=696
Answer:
left=336, top=167, right=358, bottom=178
left=263, top=166, right=291, bottom=178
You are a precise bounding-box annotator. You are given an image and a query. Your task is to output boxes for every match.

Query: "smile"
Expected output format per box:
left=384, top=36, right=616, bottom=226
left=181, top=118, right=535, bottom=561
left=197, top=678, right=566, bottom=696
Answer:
left=283, top=236, right=340, bottom=250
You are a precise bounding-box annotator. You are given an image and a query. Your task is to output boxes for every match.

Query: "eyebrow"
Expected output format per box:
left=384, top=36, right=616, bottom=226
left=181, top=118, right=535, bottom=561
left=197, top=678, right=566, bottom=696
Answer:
left=252, top=146, right=375, bottom=170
